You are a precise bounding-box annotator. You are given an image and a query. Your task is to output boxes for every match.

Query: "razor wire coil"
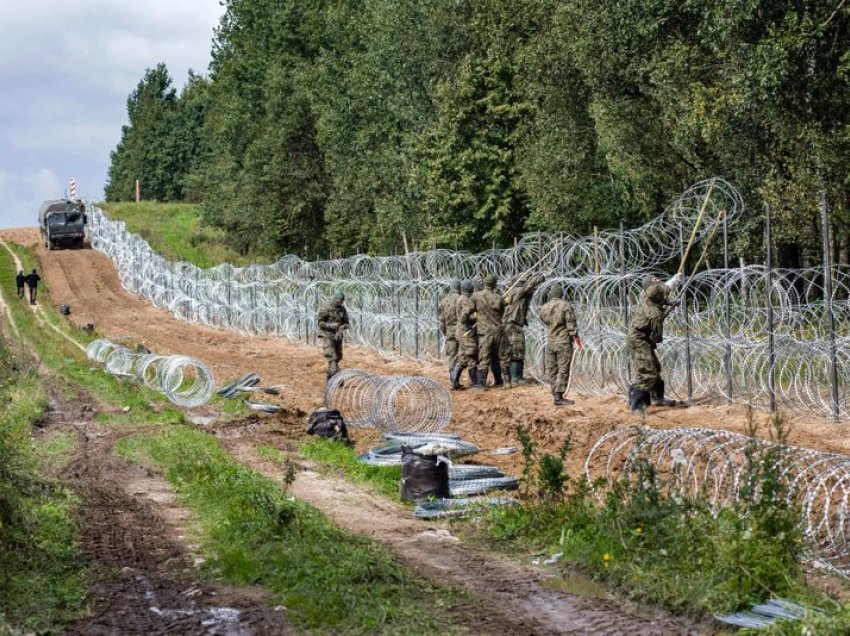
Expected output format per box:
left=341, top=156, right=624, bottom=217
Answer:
left=324, top=369, right=452, bottom=433
left=85, top=178, right=850, bottom=419
left=86, top=338, right=214, bottom=408
left=584, top=426, right=850, bottom=575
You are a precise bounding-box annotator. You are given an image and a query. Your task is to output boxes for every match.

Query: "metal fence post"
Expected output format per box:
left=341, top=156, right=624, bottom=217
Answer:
left=723, top=211, right=733, bottom=403
left=766, top=203, right=776, bottom=413
left=679, top=225, right=693, bottom=401
left=821, top=192, right=840, bottom=422
left=620, top=223, right=630, bottom=384
left=414, top=282, right=420, bottom=359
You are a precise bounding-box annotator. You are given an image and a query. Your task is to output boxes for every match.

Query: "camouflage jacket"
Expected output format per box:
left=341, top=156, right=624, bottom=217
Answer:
left=471, top=288, right=505, bottom=335
left=456, top=295, right=477, bottom=336
left=317, top=303, right=349, bottom=339
left=627, top=283, right=670, bottom=348
left=438, top=292, right=461, bottom=336
left=502, top=273, right=545, bottom=327
left=539, top=298, right=578, bottom=345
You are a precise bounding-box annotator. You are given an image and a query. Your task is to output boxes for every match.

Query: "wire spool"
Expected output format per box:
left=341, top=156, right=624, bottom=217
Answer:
left=584, top=426, right=850, bottom=576
left=325, top=370, right=452, bottom=434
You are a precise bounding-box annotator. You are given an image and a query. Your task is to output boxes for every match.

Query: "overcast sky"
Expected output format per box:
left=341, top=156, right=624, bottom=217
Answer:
left=0, top=1, right=224, bottom=229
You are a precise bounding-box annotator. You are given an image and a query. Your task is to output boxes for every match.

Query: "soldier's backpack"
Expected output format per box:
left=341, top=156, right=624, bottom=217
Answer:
left=306, top=408, right=351, bottom=446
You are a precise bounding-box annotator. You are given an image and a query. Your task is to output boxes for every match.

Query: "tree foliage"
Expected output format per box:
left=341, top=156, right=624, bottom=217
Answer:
left=106, top=0, right=850, bottom=264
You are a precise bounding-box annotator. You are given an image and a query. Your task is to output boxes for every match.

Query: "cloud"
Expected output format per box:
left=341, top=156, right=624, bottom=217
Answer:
left=0, top=1, right=224, bottom=228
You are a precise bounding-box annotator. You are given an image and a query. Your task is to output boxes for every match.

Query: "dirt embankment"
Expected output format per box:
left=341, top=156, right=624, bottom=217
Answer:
left=3, top=225, right=846, bottom=479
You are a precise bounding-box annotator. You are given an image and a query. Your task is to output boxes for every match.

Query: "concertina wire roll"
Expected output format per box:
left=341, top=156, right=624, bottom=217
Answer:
left=87, top=178, right=850, bottom=420
left=585, top=426, right=850, bottom=576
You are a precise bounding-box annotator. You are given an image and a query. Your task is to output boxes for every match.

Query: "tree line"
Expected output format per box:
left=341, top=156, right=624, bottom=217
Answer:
left=105, top=0, right=850, bottom=267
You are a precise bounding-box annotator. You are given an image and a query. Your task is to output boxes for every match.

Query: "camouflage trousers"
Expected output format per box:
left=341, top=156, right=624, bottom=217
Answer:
left=630, top=341, right=661, bottom=392
left=501, top=323, right=526, bottom=361
left=457, top=329, right=478, bottom=369
left=444, top=336, right=459, bottom=369
left=477, top=328, right=508, bottom=374
left=546, top=340, right=573, bottom=394
left=321, top=336, right=343, bottom=377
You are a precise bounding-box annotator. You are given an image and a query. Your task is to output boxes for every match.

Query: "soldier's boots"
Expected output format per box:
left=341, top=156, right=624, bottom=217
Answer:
left=450, top=367, right=465, bottom=391
left=510, top=360, right=524, bottom=386
left=629, top=385, right=651, bottom=413
left=326, top=361, right=339, bottom=381
left=650, top=379, right=678, bottom=407
left=474, top=368, right=489, bottom=392
left=491, top=362, right=504, bottom=387
left=501, top=365, right=512, bottom=389
left=468, top=367, right=478, bottom=387
left=553, top=392, right=574, bottom=406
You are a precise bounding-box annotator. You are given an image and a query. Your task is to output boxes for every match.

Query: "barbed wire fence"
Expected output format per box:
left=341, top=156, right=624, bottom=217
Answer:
left=87, top=178, right=849, bottom=420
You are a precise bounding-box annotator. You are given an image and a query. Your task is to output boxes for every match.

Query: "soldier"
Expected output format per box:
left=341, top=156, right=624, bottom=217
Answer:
left=455, top=281, right=479, bottom=387
left=539, top=284, right=581, bottom=406
left=626, top=273, right=683, bottom=413
left=501, top=272, right=546, bottom=387
left=25, top=269, right=41, bottom=305
left=15, top=270, right=25, bottom=299
left=471, top=274, right=506, bottom=390
left=439, top=280, right=464, bottom=389
left=317, top=291, right=350, bottom=380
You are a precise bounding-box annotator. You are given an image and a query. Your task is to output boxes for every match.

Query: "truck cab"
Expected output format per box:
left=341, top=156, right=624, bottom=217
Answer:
left=38, top=200, right=88, bottom=249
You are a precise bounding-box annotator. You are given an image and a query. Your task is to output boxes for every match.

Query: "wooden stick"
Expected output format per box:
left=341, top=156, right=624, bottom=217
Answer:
left=677, top=179, right=716, bottom=276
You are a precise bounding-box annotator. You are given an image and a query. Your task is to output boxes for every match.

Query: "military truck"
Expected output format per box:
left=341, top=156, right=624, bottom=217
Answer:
left=38, top=199, right=88, bottom=250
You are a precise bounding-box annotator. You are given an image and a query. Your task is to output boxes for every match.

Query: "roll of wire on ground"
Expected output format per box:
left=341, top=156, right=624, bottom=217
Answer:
left=86, top=338, right=214, bottom=408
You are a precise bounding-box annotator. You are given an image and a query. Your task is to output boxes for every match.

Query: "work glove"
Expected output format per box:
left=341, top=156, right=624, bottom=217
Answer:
left=665, top=298, right=682, bottom=308
left=573, top=336, right=583, bottom=351
left=338, top=324, right=349, bottom=332
left=665, top=272, right=684, bottom=289
left=326, top=322, right=339, bottom=331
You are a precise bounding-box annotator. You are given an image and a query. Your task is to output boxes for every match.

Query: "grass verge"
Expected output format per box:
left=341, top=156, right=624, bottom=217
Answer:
left=0, top=337, right=85, bottom=632
left=460, top=424, right=850, bottom=630
left=101, top=201, right=268, bottom=268
left=119, top=427, right=467, bottom=633
left=301, top=438, right=402, bottom=500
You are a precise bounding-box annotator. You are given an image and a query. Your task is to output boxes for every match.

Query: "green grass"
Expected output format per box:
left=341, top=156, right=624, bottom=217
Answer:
left=0, top=340, right=85, bottom=632
left=0, top=243, right=183, bottom=420
left=119, top=427, right=468, bottom=633
left=301, top=438, right=403, bottom=500
left=36, top=431, right=76, bottom=471
left=102, top=201, right=269, bottom=268
left=460, top=425, right=850, bottom=629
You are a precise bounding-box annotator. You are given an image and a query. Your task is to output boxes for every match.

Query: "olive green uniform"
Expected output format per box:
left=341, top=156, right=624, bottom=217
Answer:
left=439, top=292, right=462, bottom=368
left=456, top=293, right=478, bottom=369
left=471, top=287, right=506, bottom=378
left=627, top=283, right=669, bottom=392
left=539, top=297, right=578, bottom=394
left=501, top=273, right=545, bottom=362
left=317, top=302, right=350, bottom=378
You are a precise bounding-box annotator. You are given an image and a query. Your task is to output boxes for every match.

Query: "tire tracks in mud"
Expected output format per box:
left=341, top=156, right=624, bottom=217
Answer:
left=42, top=387, right=291, bottom=635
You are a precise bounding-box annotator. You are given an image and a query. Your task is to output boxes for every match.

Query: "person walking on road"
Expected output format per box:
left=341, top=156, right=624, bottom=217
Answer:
left=25, top=269, right=41, bottom=305
left=626, top=273, right=683, bottom=413
left=439, top=280, right=464, bottom=389
left=539, top=284, right=581, bottom=406
left=317, top=291, right=350, bottom=380
left=15, top=270, right=25, bottom=299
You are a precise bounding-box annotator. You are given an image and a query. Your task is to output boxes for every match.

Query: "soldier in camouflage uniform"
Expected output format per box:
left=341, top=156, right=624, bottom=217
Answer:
left=471, top=274, right=506, bottom=390
left=501, top=272, right=545, bottom=387
left=626, top=273, right=683, bottom=413
left=439, top=280, right=464, bottom=389
left=455, top=281, right=479, bottom=387
left=317, top=291, right=350, bottom=380
left=539, top=284, right=580, bottom=406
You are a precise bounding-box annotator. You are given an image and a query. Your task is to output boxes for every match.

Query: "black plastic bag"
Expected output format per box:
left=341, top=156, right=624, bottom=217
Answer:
left=400, top=446, right=449, bottom=503
left=306, top=408, right=351, bottom=446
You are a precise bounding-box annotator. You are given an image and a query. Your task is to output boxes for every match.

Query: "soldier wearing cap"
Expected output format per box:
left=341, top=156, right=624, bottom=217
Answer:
left=626, top=273, right=683, bottom=413
left=539, top=283, right=580, bottom=406
left=317, top=291, right=350, bottom=380
left=471, top=274, right=506, bottom=390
